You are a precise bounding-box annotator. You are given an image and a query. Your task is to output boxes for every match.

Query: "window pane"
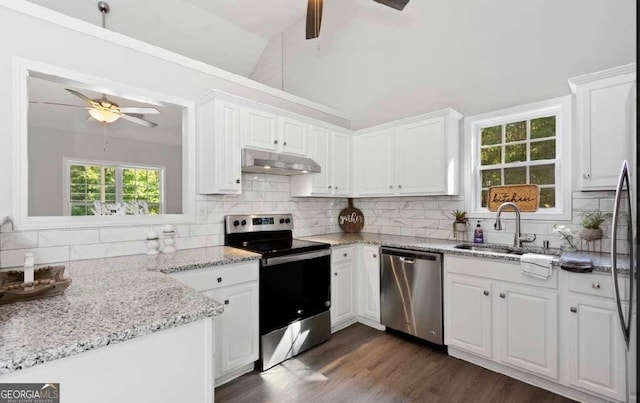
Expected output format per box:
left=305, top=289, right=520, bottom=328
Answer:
left=504, top=167, right=527, bottom=185
left=481, top=146, right=502, bottom=166
left=85, top=166, right=101, bottom=184
left=530, top=164, right=555, bottom=185
left=481, top=169, right=501, bottom=187
left=505, top=143, right=526, bottom=163
left=70, top=184, right=86, bottom=194
left=71, top=205, right=87, bottom=216
left=481, top=190, right=488, bottom=208
left=531, top=116, right=555, bottom=139
left=70, top=193, right=85, bottom=202
left=539, top=187, right=555, bottom=208
left=148, top=205, right=160, bottom=215
left=531, top=139, right=556, bottom=160
left=481, top=125, right=501, bottom=146
left=505, top=121, right=526, bottom=142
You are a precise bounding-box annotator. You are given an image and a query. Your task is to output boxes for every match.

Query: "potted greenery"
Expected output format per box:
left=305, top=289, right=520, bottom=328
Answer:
left=579, top=211, right=612, bottom=241
left=451, top=210, right=468, bottom=233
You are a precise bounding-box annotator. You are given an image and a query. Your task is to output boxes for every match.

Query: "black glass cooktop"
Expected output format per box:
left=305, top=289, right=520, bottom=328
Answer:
left=226, top=231, right=329, bottom=258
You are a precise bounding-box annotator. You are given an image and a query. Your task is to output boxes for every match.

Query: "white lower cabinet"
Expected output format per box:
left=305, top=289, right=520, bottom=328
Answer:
left=358, top=245, right=381, bottom=323
left=331, top=246, right=356, bottom=327
left=170, top=261, right=259, bottom=387
left=445, top=274, right=493, bottom=358
left=205, top=282, right=258, bottom=383
left=567, top=295, right=626, bottom=401
left=496, top=284, right=558, bottom=380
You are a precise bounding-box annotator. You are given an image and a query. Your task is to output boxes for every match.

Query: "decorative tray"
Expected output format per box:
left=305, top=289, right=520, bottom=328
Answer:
left=0, top=265, right=72, bottom=305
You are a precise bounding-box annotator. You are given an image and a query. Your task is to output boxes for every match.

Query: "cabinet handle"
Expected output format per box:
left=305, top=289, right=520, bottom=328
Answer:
left=274, top=140, right=278, bottom=145
left=224, top=299, right=229, bottom=305
left=483, top=290, right=489, bottom=296
left=570, top=307, right=577, bottom=313
left=217, top=277, right=222, bottom=283
left=592, top=282, right=600, bottom=289
left=583, top=173, right=591, bottom=179
left=236, top=179, right=241, bottom=184
left=500, top=293, right=506, bottom=298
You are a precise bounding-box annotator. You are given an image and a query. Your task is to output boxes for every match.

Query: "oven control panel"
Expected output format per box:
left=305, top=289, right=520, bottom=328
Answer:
left=225, top=214, right=293, bottom=234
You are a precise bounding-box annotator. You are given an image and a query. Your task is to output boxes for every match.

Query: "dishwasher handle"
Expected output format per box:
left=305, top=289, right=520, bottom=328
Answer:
left=381, top=247, right=441, bottom=262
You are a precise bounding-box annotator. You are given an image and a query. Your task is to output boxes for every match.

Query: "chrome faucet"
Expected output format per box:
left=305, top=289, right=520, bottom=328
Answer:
left=494, top=202, right=536, bottom=248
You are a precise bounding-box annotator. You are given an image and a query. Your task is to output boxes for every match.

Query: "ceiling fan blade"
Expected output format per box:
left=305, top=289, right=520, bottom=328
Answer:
left=117, top=112, right=158, bottom=128
left=306, top=0, right=323, bottom=40
left=372, top=0, right=410, bottom=11
left=29, top=101, right=86, bottom=108
left=65, top=88, right=98, bottom=106
left=118, top=107, right=160, bottom=115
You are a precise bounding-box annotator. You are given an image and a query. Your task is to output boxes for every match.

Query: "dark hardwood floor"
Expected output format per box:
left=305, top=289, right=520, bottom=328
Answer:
left=216, top=323, right=574, bottom=403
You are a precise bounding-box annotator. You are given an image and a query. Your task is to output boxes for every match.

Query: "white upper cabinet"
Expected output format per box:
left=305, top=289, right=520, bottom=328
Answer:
left=241, top=106, right=309, bottom=156
left=355, top=129, right=396, bottom=196
left=197, top=96, right=242, bottom=194
left=290, top=127, right=352, bottom=197
left=354, top=109, right=462, bottom=197
left=241, top=106, right=278, bottom=152
left=278, top=117, right=309, bottom=156
left=569, top=63, right=636, bottom=190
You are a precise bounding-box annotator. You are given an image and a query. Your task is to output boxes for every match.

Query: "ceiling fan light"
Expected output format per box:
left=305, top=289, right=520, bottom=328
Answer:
left=89, top=108, right=120, bottom=123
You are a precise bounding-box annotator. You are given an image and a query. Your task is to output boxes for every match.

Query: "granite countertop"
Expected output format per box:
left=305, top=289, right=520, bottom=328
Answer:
left=0, top=246, right=260, bottom=375
left=299, top=232, right=629, bottom=274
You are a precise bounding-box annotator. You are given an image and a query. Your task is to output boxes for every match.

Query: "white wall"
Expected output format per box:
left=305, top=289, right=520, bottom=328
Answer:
left=28, top=127, right=183, bottom=216
left=25, top=0, right=267, bottom=77
left=252, top=0, right=637, bottom=129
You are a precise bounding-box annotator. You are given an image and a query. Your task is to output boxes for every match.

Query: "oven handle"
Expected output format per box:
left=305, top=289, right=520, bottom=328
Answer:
left=262, top=249, right=331, bottom=267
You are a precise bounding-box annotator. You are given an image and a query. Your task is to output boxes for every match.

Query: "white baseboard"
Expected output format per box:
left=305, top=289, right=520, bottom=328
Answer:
left=214, top=363, right=255, bottom=388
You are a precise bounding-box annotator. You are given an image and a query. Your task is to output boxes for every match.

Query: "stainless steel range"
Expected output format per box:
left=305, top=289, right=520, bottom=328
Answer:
left=224, top=213, right=331, bottom=371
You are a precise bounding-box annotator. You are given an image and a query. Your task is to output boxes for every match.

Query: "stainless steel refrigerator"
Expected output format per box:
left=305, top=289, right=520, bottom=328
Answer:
left=611, top=160, right=637, bottom=403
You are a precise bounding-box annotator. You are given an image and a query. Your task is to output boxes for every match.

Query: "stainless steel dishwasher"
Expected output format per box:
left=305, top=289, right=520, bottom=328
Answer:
left=380, top=247, right=443, bottom=344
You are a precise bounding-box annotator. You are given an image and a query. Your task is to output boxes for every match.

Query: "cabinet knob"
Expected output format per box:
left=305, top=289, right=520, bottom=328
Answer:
left=236, top=179, right=241, bottom=184
left=398, top=185, right=402, bottom=189
left=224, top=299, right=229, bottom=305
left=328, top=185, right=332, bottom=189
left=334, top=186, right=338, bottom=190
left=283, top=141, right=287, bottom=146
left=274, top=140, right=278, bottom=145
left=500, top=293, right=506, bottom=298
left=343, top=253, right=348, bottom=257
left=570, top=307, right=577, bottom=313
left=373, top=254, right=377, bottom=258
left=334, top=272, right=338, bottom=276
left=217, top=277, right=222, bottom=283
left=389, top=185, right=393, bottom=189
left=583, top=173, right=591, bottom=179
left=483, top=290, right=489, bottom=296
left=592, top=282, right=601, bottom=289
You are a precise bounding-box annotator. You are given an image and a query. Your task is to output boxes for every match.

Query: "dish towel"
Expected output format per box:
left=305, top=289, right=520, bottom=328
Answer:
left=521, top=253, right=554, bottom=279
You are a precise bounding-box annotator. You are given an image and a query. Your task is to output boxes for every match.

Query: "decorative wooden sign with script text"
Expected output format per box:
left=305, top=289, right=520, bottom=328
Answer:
left=487, top=184, right=539, bottom=212
left=339, top=198, right=364, bottom=233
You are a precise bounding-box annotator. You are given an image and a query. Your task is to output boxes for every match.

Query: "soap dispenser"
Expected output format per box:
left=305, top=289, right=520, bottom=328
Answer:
left=473, top=221, right=484, bottom=244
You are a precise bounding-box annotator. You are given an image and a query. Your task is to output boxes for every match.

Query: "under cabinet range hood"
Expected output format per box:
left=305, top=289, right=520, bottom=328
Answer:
left=241, top=148, right=321, bottom=175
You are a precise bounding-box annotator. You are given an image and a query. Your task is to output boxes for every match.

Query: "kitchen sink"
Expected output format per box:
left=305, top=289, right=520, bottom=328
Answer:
left=454, top=244, right=526, bottom=255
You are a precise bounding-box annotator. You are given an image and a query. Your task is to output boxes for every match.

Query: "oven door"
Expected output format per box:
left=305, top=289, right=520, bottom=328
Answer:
left=260, top=249, right=331, bottom=335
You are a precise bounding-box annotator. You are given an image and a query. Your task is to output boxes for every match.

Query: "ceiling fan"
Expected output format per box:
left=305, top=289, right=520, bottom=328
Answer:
left=30, top=89, right=160, bottom=128
left=306, top=0, right=410, bottom=39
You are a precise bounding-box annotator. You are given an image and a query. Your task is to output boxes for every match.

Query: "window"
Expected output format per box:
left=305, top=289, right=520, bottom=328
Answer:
left=65, top=159, right=164, bottom=216
left=466, top=96, right=572, bottom=219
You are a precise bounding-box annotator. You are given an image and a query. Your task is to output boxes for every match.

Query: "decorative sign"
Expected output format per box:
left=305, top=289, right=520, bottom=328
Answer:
left=487, top=185, right=539, bottom=212
left=338, top=198, right=364, bottom=233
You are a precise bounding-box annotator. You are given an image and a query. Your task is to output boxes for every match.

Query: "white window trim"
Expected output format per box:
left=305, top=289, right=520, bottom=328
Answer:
left=63, top=158, right=166, bottom=216
left=464, top=95, right=572, bottom=221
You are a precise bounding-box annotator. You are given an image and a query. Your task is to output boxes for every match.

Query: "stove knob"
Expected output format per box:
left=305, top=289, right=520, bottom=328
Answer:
left=279, top=218, right=285, bottom=224
left=233, top=220, right=240, bottom=227
left=285, top=218, right=291, bottom=224
left=241, top=220, right=247, bottom=226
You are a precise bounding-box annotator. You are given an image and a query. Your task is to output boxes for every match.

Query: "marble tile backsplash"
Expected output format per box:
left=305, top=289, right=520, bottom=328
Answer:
left=0, top=173, right=625, bottom=268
